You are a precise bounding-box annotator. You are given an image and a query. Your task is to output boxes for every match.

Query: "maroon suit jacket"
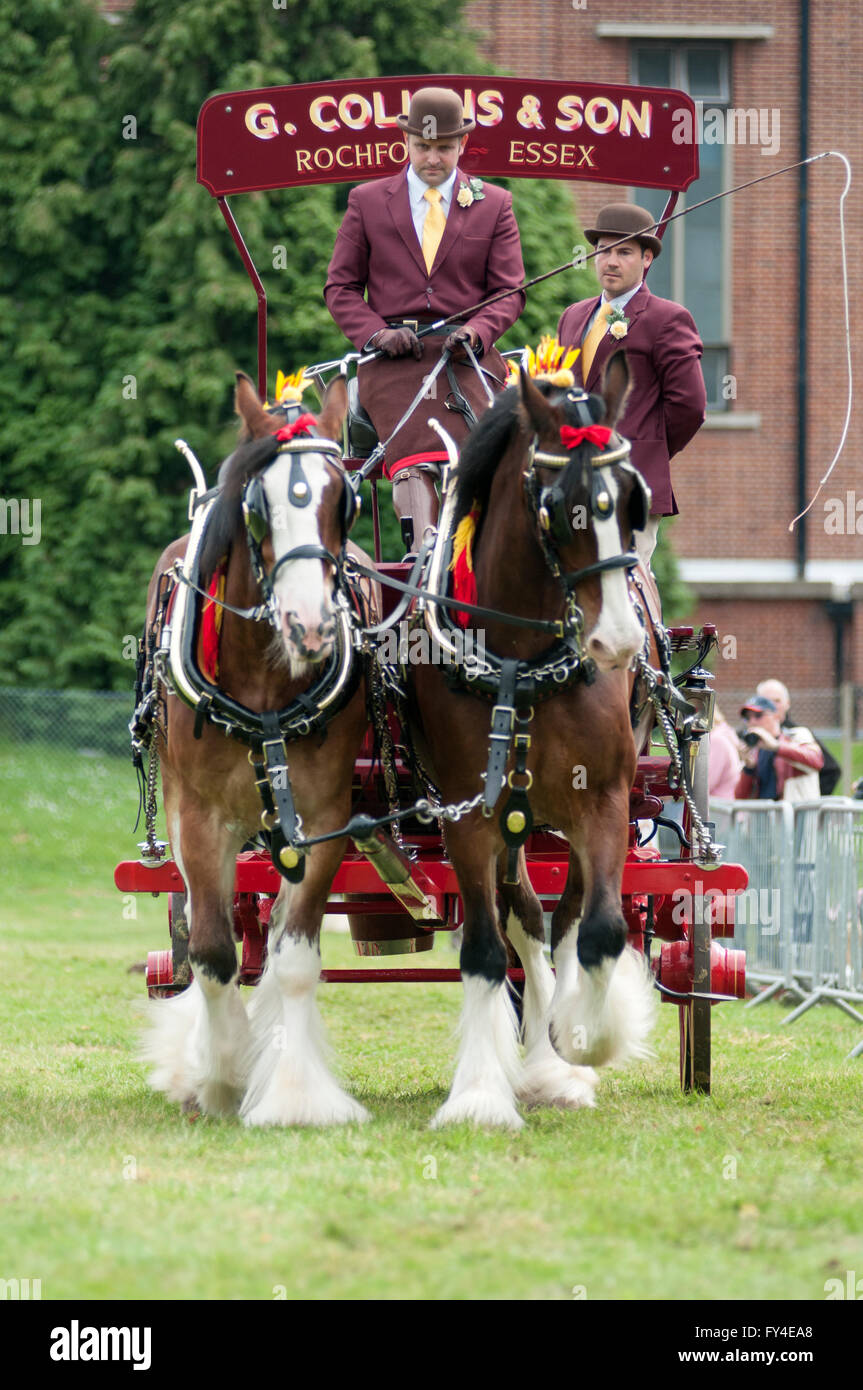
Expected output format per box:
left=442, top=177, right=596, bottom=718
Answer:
left=557, top=284, right=705, bottom=515
left=324, top=167, right=525, bottom=353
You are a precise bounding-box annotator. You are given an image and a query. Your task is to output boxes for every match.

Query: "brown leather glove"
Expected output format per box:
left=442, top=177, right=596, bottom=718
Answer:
left=443, top=326, right=481, bottom=361
left=371, top=327, right=423, bottom=360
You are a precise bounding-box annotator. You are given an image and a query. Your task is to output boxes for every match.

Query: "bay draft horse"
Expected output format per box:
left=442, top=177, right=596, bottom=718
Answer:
left=142, top=373, right=373, bottom=1126
left=410, top=353, right=657, bottom=1128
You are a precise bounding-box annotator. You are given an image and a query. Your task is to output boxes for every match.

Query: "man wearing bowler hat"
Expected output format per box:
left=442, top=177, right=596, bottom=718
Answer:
left=325, top=86, right=525, bottom=551
left=557, top=203, right=706, bottom=569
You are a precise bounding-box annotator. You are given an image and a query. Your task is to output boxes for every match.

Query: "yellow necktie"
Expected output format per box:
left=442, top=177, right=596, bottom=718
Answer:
left=421, top=187, right=446, bottom=273
left=580, top=300, right=614, bottom=382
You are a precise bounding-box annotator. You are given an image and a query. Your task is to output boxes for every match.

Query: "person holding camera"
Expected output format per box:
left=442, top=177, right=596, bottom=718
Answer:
left=757, top=676, right=840, bottom=795
left=734, top=694, right=823, bottom=801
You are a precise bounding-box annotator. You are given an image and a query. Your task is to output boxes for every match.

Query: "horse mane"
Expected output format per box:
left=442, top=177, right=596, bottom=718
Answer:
left=199, top=424, right=284, bottom=584
left=454, top=380, right=606, bottom=524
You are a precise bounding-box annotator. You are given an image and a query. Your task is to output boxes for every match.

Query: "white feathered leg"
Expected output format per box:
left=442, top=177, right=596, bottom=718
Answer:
left=142, top=973, right=251, bottom=1116
left=431, top=975, right=523, bottom=1130
left=505, top=913, right=598, bottom=1109
left=241, top=934, right=368, bottom=1127
left=549, top=935, right=656, bottom=1067
left=141, top=810, right=252, bottom=1116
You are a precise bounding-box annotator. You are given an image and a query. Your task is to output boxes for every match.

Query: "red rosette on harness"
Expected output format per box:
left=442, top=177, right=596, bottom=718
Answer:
left=559, top=424, right=613, bottom=450
left=274, top=413, right=318, bottom=441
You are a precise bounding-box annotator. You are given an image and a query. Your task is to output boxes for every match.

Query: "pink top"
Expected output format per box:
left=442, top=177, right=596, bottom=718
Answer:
left=709, top=721, right=743, bottom=800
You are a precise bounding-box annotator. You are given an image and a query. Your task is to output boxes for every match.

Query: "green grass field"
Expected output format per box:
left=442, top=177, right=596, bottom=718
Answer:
left=2, top=743, right=862, bottom=1301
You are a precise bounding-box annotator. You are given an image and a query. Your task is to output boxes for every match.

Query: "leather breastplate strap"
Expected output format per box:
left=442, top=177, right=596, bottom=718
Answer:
left=250, top=711, right=306, bottom=883
left=500, top=703, right=535, bottom=886
left=483, top=658, right=519, bottom=818
left=481, top=659, right=536, bottom=883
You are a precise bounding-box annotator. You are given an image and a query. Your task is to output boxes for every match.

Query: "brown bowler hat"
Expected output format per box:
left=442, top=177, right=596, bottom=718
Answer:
left=584, top=202, right=663, bottom=257
left=396, top=86, right=475, bottom=140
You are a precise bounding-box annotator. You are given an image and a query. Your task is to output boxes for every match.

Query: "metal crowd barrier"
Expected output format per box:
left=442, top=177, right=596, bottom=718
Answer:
left=710, top=798, right=863, bottom=1059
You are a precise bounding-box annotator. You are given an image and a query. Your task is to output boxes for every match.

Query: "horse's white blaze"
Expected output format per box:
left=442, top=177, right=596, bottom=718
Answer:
left=585, top=471, right=644, bottom=669
left=505, top=912, right=598, bottom=1110
left=141, top=811, right=251, bottom=1115
left=431, top=975, right=523, bottom=1130
left=263, top=453, right=336, bottom=658
left=550, top=934, right=657, bottom=1068
left=241, top=933, right=368, bottom=1127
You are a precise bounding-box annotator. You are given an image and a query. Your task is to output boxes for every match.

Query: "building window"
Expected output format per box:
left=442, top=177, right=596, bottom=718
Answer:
left=631, top=44, right=731, bottom=411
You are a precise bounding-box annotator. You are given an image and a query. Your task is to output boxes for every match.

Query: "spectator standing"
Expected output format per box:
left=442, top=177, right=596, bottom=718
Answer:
left=708, top=707, right=742, bottom=800
left=735, top=695, right=823, bottom=801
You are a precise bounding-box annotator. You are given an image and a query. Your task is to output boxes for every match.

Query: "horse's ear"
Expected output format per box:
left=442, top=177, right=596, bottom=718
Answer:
left=235, top=372, right=274, bottom=439
left=518, top=365, right=559, bottom=436
left=316, top=374, right=348, bottom=443
left=600, top=350, right=631, bottom=427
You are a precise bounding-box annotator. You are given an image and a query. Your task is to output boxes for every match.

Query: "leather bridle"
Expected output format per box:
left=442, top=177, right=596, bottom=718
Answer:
left=523, top=390, right=649, bottom=594
left=241, top=432, right=359, bottom=618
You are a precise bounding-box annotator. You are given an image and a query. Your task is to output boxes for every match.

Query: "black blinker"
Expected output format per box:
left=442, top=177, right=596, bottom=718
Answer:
left=539, top=482, right=572, bottom=547
left=243, top=476, right=269, bottom=544
left=341, top=478, right=360, bottom=537
left=628, top=474, right=649, bottom=533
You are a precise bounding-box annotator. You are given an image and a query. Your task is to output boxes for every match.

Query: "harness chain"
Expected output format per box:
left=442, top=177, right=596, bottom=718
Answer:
left=142, top=735, right=164, bottom=863
left=129, top=571, right=174, bottom=864
left=368, top=646, right=407, bottom=851
left=635, top=648, right=719, bottom=865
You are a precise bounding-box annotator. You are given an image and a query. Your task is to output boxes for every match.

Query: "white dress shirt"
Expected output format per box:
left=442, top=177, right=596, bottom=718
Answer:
left=584, top=281, right=645, bottom=335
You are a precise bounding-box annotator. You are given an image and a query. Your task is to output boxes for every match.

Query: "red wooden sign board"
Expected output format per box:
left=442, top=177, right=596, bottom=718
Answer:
left=198, top=74, right=699, bottom=197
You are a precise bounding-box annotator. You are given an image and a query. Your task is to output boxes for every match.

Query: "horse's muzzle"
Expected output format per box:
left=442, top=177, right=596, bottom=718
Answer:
left=281, top=610, right=336, bottom=664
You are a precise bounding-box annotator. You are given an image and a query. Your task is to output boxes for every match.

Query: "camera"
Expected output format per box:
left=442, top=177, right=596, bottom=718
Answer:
left=740, top=729, right=762, bottom=748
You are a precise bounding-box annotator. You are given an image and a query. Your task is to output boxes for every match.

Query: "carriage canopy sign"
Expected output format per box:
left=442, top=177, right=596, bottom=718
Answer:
left=197, top=75, right=699, bottom=198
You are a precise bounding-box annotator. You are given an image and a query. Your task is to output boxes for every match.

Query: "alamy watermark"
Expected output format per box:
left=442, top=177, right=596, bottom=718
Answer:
left=1, top=1277, right=42, bottom=1299
left=0, top=498, right=41, bottom=545
left=50, top=1322, right=151, bottom=1370
left=375, top=621, right=486, bottom=667
left=824, top=492, right=863, bottom=535
left=824, top=1270, right=863, bottom=1299
left=672, top=885, right=779, bottom=934
left=672, top=106, right=780, bottom=157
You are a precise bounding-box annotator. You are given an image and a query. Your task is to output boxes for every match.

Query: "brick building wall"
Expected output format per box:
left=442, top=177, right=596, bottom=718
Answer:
left=467, top=0, right=863, bottom=730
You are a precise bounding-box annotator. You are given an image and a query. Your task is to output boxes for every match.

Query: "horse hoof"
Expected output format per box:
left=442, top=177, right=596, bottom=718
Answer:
left=195, top=1080, right=245, bottom=1117
left=242, top=1089, right=370, bottom=1128
left=548, top=1021, right=615, bottom=1067
left=518, top=1057, right=599, bottom=1110
left=549, top=949, right=657, bottom=1067
left=430, top=1091, right=524, bottom=1131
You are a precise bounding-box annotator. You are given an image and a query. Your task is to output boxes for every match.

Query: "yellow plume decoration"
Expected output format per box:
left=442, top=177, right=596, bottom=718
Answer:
left=449, top=504, right=481, bottom=574
left=264, top=368, right=314, bottom=409
left=506, top=335, right=580, bottom=389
